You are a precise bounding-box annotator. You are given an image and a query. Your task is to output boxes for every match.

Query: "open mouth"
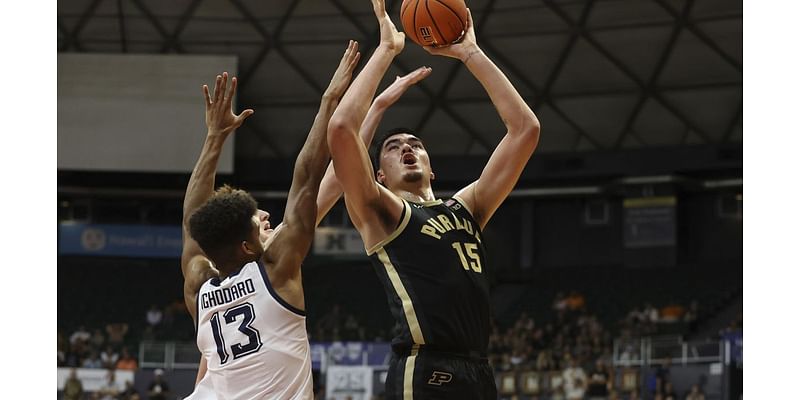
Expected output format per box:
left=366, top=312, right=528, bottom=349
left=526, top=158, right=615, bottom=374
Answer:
left=402, top=154, right=416, bottom=165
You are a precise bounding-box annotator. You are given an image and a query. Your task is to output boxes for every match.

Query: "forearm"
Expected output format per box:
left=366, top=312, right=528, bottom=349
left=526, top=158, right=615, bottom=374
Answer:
left=330, top=46, right=396, bottom=135
left=294, top=96, right=339, bottom=186
left=463, top=49, right=539, bottom=135
left=315, top=102, right=389, bottom=226
left=183, top=133, right=227, bottom=224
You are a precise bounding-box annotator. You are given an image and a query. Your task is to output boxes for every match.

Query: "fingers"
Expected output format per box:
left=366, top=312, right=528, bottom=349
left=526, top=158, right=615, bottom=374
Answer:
left=234, top=109, right=255, bottom=127
left=228, top=76, right=238, bottom=105
left=213, top=75, right=222, bottom=104
left=203, top=84, right=211, bottom=106
left=349, top=51, right=362, bottom=71
left=219, top=72, right=229, bottom=104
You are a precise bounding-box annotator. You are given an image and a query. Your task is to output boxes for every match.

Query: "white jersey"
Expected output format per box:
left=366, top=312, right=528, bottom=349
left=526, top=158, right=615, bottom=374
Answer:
left=187, top=261, right=313, bottom=400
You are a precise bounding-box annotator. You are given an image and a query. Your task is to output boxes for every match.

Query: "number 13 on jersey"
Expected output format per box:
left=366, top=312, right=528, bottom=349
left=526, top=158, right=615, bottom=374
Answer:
left=451, top=242, right=482, bottom=273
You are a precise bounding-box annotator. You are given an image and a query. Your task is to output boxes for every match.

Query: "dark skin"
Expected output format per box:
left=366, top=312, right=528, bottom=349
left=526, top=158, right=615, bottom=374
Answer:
left=181, top=41, right=360, bottom=382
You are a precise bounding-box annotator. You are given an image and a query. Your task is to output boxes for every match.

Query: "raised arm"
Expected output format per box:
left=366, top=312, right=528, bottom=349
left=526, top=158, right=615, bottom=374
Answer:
left=263, top=41, right=360, bottom=280
left=327, top=0, right=407, bottom=247
left=428, top=10, right=541, bottom=229
left=181, top=73, right=253, bottom=322
left=315, top=66, right=432, bottom=226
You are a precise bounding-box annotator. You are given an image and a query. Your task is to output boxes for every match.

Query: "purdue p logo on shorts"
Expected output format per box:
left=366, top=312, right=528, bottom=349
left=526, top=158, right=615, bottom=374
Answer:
left=427, top=371, right=453, bottom=386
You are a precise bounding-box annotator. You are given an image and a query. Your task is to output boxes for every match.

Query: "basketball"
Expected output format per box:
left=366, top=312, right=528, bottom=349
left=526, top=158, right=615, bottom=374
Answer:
left=400, top=0, right=469, bottom=48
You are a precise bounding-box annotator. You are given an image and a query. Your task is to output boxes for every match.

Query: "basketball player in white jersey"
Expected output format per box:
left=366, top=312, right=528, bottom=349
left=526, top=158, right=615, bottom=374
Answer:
left=180, top=40, right=432, bottom=399
left=180, top=41, right=360, bottom=399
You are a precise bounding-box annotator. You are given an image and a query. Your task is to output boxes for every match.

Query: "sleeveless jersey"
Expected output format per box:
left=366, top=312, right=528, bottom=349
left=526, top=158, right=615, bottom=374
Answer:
left=367, top=197, right=491, bottom=356
left=191, top=261, right=313, bottom=400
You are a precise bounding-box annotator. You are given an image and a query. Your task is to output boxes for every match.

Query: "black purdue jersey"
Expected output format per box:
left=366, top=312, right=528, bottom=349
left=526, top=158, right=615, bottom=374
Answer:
left=367, top=197, right=490, bottom=356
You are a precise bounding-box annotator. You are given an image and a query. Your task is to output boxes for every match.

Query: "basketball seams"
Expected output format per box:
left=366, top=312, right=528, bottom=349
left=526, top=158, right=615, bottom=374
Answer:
left=411, top=0, right=423, bottom=46
left=430, top=0, right=466, bottom=35
left=423, top=0, right=447, bottom=46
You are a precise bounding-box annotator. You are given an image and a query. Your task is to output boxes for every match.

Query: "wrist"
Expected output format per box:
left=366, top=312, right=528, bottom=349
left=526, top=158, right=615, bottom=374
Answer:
left=460, top=45, right=483, bottom=65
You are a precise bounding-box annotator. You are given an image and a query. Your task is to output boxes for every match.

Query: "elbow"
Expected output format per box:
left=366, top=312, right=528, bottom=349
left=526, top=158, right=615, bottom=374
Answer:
left=515, top=112, right=541, bottom=148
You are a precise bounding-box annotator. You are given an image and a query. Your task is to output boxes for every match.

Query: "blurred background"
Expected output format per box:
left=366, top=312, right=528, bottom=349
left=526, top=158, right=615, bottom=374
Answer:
left=57, top=0, right=742, bottom=399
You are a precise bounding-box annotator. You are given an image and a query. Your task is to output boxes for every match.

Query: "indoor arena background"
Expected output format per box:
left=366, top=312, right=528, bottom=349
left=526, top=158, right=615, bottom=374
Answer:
left=57, top=0, right=742, bottom=399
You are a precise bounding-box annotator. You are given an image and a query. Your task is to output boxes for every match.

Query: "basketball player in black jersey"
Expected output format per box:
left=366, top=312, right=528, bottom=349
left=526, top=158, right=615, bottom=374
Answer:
left=327, top=0, right=541, bottom=398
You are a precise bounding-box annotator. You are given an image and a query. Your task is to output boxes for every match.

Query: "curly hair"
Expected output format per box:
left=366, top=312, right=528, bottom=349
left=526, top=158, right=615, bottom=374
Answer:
left=188, top=185, right=258, bottom=257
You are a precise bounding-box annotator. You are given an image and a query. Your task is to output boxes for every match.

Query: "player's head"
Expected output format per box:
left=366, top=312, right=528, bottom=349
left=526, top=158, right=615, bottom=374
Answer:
left=188, top=185, right=272, bottom=266
left=372, top=127, right=434, bottom=189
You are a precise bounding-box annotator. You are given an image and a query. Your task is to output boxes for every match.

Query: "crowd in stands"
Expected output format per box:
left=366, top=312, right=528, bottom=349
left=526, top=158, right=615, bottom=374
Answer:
left=59, top=290, right=717, bottom=400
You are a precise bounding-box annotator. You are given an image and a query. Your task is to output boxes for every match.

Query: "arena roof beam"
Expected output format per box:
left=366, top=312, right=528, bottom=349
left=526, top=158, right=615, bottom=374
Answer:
left=544, top=0, right=713, bottom=145
left=722, top=103, right=742, bottom=143
left=130, top=0, right=183, bottom=53
left=159, top=0, right=203, bottom=53
left=613, top=0, right=694, bottom=149
left=652, top=0, right=742, bottom=72
left=62, top=0, right=104, bottom=52
left=116, top=0, right=129, bottom=53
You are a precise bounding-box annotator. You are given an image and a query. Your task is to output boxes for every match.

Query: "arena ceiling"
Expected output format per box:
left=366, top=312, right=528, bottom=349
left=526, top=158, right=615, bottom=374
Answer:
left=57, top=0, right=742, bottom=163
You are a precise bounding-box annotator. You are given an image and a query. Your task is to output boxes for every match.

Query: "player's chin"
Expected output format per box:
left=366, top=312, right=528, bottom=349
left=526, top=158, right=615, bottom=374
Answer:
left=402, top=171, right=424, bottom=183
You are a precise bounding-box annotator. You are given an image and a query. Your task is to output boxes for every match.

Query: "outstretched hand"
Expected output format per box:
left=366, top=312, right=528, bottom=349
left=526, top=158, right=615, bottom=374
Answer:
left=374, top=66, right=433, bottom=108
left=203, top=72, right=254, bottom=137
left=423, top=8, right=482, bottom=63
left=372, top=0, right=405, bottom=55
left=324, top=40, right=362, bottom=101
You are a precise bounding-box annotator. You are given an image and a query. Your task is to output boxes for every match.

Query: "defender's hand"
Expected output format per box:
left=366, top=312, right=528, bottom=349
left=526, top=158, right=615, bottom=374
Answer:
left=372, top=0, right=405, bottom=55
left=423, top=8, right=481, bottom=63
left=203, top=72, right=254, bottom=137
left=374, top=66, right=433, bottom=108
left=324, top=40, right=362, bottom=101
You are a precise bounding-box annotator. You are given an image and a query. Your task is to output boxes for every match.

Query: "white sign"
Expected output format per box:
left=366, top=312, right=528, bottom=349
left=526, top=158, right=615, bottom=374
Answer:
left=326, top=366, right=374, bottom=400
left=313, top=227, right=365, bottom=255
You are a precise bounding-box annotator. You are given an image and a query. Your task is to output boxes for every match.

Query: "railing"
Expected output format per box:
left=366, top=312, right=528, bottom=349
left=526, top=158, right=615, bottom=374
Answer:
left=613, top=335, right=724, bottom=367
left=139, top=341, right=200, bottom=370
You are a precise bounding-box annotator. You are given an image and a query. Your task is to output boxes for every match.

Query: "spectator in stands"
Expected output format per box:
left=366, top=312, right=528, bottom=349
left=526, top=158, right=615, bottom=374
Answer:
left=97, top=370, right=120, bottom=400
left=663, top=381, right=678, bottom=400
left=562, top=356, right=587, bottom=400
left=316, top=304, right=343, bottom=341
left=643, top=303, right=659, bottom=323
left=553, top=291, right=568, bottom=312
left=101, top=344, right=120, bottom=369
left=685, top=384, right=706, bottom=400
left=586, top=359, right=611, bottom=399
left=58, top=330, right=68, bottom=366
left=146, top=369, right=171, bottom=400
left=82, top=351, right=103, bottom=369
left=146, top=304, right=163, bottom=329
left=90, top=328, right=107, bottom=351
left=63, top=368, right=84, bottom=400
left=106, top=322, right=129, bottom=350
left=659, top=301, right=685, bottom=323
left=565, top=291, right=586, bottom=312
left=342, top=313, right=364, bottom=341
left=120, top=380, right=140, bottom=400
left=70, top=325, right=91, bottom=359
left=116, top=347, right=138, bottom=371
left=683, top=301, right=699, bottom=323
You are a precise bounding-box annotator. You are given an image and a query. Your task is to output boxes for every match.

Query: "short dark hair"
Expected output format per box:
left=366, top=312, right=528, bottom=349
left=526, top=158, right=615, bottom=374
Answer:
left=188, top=185, right=258, bottom=257
left=371, top=127, right=420, bottom=171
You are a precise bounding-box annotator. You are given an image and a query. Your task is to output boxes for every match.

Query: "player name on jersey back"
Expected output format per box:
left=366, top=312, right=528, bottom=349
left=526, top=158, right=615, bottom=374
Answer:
left=200, top=278, right=256, bottom=310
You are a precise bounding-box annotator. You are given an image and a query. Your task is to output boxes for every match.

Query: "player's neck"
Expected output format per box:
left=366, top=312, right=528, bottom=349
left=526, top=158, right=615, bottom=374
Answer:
left=393, top=186, right=436, bottom=204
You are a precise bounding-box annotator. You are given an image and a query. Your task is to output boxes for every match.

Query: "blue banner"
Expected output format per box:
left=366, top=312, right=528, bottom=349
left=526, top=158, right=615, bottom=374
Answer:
left=58, top=223, right=183, bottom=258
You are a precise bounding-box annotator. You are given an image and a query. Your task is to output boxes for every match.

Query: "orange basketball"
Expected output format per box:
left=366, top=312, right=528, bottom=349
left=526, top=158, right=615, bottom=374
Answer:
left=400, top=0, right=468, bottom=48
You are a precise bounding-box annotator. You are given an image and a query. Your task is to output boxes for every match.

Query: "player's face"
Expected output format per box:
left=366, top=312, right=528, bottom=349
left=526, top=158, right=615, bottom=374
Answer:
left=378, top=133, right=432, bottom=187
left=252, top=209, right=273, bottom=250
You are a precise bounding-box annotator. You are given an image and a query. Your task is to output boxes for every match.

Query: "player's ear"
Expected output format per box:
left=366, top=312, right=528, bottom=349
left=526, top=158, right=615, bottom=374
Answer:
left=430, top=171, right=435, bottom=181
left=376, top=169, right=386, bottom=185
left=241, top=240, right=257, bottom=256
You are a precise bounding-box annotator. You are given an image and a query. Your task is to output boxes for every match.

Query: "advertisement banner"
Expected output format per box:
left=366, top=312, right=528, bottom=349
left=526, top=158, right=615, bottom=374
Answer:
left=59, top=223, right=182, bottom=258
left=326, top=366, right=374, bottom=400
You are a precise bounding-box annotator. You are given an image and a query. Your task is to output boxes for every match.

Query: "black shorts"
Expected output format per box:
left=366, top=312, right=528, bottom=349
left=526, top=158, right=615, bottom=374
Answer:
left=384, top=347, right=497, bottom=400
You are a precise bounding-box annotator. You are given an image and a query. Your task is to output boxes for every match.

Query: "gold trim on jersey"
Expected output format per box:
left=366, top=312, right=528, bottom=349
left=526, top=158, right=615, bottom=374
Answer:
left=376, top=248, right=426, bottom=345
left=404, top=345, right=420, bottom=400
left=451, top=195, right=475, bottom=218
left=366, top=200, right=412, bottom=255
left=417, top=199, right=443, bottom=206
